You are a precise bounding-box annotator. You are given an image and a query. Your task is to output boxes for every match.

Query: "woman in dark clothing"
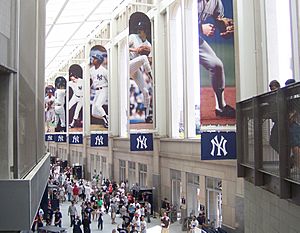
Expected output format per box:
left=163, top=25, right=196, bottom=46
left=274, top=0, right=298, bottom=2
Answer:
left=73, top=216, right=82, bottom=233
left=82, top=214, right=91, bottom=233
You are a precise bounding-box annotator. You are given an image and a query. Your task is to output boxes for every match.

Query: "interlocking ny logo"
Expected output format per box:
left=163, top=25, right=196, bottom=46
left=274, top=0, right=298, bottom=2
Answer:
left=72, top=135, right=80, bottom=143
left=95, top=135, right=104, bottom=146
left=136, top=135, right=147, bottom=149
left=47, top=135, right=53, bottom=141
left=210, top=135, right=228, bottom=156
left=57, top=135, right=64, bottom=142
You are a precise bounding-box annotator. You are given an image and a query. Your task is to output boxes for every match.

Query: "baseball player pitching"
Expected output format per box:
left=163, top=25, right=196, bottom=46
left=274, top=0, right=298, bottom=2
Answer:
left=89, top=49, right=109, bottom=128
left=129, top=21, right=153, bottom=124
left=68, top=65, right=84, bottom=128
left=44, top=89, right=55, bottom=132
left=54, top=77, right=66, bottom=131
left=198, top=0, right=235, bottom=118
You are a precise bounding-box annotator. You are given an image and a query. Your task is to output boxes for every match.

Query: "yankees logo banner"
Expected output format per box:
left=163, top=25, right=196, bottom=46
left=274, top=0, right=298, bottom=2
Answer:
left=91, top=134, right=108, bottom=147
left=45, top=134, right=55, bottom=142
left=201, top=132, right=236, bottom=160
left=89, top=45, right=109, bottom=132
left=55, top=134, right=67, bottom=143
left=69, top=134, right=83, bottom=144
left=130, top=133, right=153, bottom=151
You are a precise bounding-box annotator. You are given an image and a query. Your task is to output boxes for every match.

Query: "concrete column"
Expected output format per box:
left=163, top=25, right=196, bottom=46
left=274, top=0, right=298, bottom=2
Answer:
left=180, top=171, right=187, bottom=219
left=152, top=137, right=161, bottom=213
left=108, top=136, right=114, bottom=180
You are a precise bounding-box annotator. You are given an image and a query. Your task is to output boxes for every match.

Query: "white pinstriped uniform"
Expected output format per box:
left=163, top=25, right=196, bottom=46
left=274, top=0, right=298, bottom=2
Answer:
left=129, top=33, right=152, bottom=112
left=69, top=78, right=83, bottom=121
left=90, top=65, right=108, bottom=118
left=54, top=89, right=66, bottom=127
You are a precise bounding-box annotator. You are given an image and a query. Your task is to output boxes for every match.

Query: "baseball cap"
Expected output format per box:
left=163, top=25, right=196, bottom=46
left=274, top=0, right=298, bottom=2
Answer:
left=285, top=79, right=296, bottom=86
left=136, top=21, right=146, bottom=31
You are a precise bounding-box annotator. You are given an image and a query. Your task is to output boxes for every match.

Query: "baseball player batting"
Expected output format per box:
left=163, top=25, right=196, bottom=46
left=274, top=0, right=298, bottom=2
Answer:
left=198, top=0, right=235, bottom=118
left=54, top=77, right=66, bottom=131
left=129, top=21, right=153, bottom=124
left=44, top=89, right=55, bottom=132
left=68, top=64, right=84, bottom=128
left=89, top=49, right=109, bottom=128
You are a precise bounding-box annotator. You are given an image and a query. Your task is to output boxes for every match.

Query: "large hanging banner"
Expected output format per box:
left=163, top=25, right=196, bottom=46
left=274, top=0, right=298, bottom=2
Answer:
left=89, top=45, right=109, bottom=132
left=44, top=76, right=67, bottom=142
left=68, top=64, right=84, bottom=133
left=128, top=12, right=154, bottom=130
left=44, top=84, right=56, bottom=133
left=198, top=0, right=236, bottom=126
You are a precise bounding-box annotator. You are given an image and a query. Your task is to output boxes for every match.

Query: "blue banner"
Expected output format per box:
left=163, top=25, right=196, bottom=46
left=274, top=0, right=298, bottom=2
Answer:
left=201, top=132, right=236, bottom=160
left=69, top=134, right=83, bottom=144
left=55, top=134, right=67, bottom=143
left=91, top=134, right=108, bottom=147
left=45, top=134, right=55, bottom=142
left=130, top=133, right=153, bottom=151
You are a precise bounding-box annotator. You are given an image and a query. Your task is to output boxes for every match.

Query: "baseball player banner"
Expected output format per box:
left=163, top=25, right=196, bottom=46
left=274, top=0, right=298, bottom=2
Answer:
left=69, top=134, right=83, bottom=144
left=44, top=84, right=56, bottom=133
left=198, top=0, right=236, bottom=126
left=68, top=64, right=84, bottom=133
left=90, top=134, right=108, bottom=147
left=89, top=45, right=109, bottom=132
left=44, top=76, right=67, bottom=134
left=130, top=133, right=153, bottom=151
left=55, top=134, right=67, bottom=143
left=201, top=132, right=236, bottom=160
left=128, top=12, right=154, bottom=130
left=45, top=134, right=55, bottom=142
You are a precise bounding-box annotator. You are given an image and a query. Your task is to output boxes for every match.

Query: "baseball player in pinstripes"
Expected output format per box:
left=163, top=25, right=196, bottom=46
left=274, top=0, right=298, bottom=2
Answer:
left=68, top=66, right=84, bottom=128
left=129, top=21, right=153, bottom=124
left=198, top=0, right=235, bottom=118
left=89, top=50, right=109, bottom=128
left=54, top=79, right=66, bottom=131
left=44, top=89, right=55, bottom=132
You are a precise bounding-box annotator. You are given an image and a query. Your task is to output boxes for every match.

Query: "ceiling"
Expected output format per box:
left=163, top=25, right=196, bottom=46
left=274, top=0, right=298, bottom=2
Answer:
left=45, top=0, right=125, bottom=80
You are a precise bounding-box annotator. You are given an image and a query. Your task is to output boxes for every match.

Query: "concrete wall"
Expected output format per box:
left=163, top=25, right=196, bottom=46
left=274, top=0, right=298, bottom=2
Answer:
left=244, top=181, right=300, bottom=233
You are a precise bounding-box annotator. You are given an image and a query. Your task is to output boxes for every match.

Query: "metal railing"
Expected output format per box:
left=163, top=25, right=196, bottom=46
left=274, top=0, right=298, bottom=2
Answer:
left=237, top=82, right=300, bottom=203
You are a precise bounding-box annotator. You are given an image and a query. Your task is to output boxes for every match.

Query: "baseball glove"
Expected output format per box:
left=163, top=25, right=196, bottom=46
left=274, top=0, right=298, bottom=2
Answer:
left=216, top=17, right=234, bottom=37
left=137, top=45, right=151, bottom=56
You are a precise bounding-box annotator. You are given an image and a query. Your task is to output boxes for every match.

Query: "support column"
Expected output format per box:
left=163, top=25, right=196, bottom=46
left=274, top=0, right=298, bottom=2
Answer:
left=152, top=137, right=161, bottom=213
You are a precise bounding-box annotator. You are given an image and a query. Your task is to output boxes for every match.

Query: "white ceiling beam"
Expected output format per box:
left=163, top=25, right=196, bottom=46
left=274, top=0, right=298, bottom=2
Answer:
left=46, top=0, right=70, bottom=39
left=46, top=0, right=106, bottom=69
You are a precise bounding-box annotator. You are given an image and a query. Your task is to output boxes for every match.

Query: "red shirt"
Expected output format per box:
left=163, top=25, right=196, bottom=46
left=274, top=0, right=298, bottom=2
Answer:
left=73, top=185, right=79, bottom=195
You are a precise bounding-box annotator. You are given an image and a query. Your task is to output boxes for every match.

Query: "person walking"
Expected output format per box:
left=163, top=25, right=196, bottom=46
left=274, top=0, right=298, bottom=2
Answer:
left=98, top=209, right=104, bottom=230
left=82, top=214, right=91, bottom=233
left=54, top=207, right=62, bottom=227
left=73, top=216, right=82, bottom=233
left=68, top=201, right=77, bottom=227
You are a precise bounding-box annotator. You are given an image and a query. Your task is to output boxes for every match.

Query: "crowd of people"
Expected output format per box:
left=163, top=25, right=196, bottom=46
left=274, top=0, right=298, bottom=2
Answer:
left=31, top=163, right=156, bottom=233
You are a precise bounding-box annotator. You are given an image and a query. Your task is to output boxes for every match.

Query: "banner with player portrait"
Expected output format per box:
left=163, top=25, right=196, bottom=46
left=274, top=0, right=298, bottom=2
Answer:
left=44, top=76, right=67, bottom=136
left=89, top=45, right=109, bottom=132
left=198, top=0, right=236, bottom=126
left=68, top=64, right=84, bottom=133
left=128, top=12, right=154, bottom=130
